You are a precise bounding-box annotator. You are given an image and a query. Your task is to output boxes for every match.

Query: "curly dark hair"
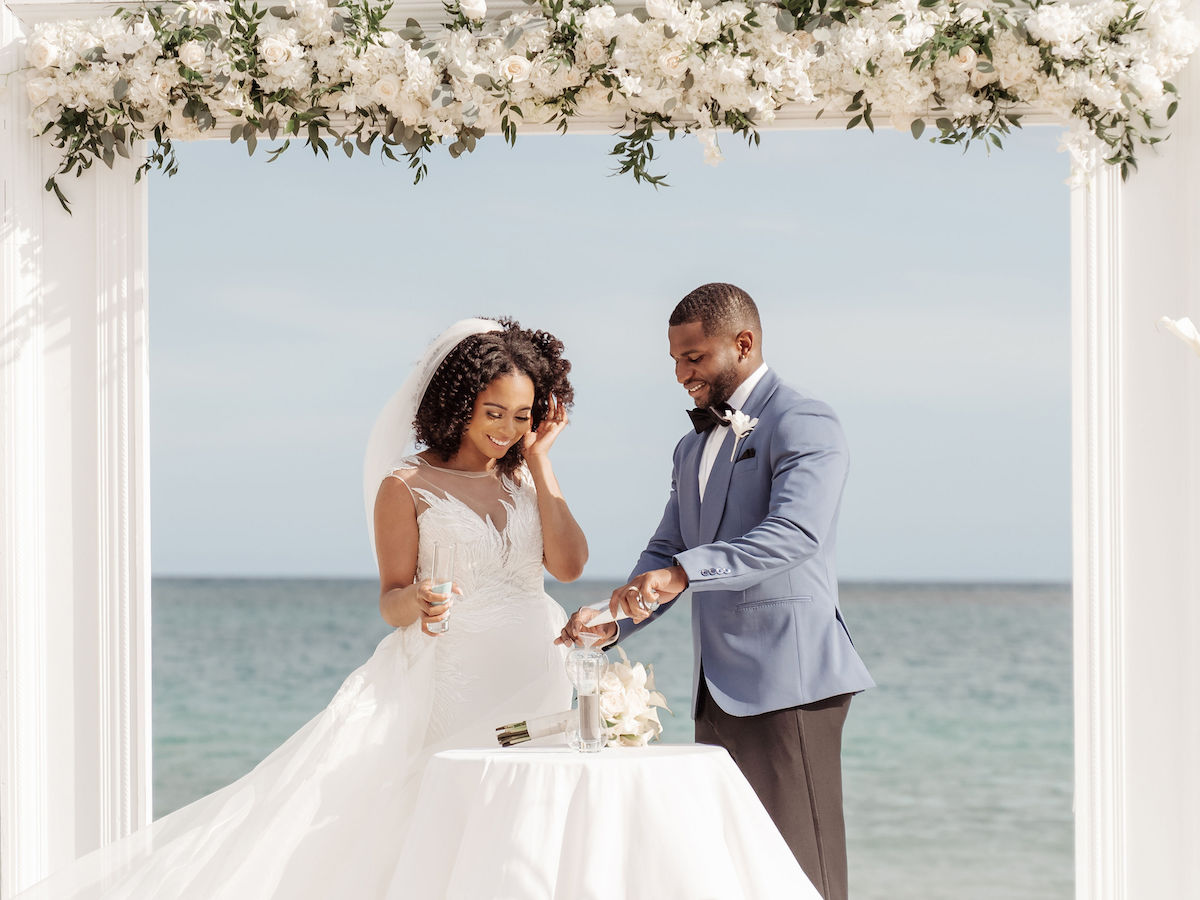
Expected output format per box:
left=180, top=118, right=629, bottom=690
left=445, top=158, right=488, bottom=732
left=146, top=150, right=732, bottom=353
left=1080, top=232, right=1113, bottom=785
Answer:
left=414, top=319, right=574, bottom=478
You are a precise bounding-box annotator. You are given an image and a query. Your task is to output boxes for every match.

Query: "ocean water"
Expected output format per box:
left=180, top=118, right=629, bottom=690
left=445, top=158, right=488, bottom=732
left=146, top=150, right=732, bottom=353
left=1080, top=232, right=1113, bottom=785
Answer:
left=152, top=579, right=1072, bottom=899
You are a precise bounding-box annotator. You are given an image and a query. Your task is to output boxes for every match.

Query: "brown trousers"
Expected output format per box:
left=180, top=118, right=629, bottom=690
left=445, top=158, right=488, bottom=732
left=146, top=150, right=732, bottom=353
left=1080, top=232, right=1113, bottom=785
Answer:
left=694, top=676, right=852, bottom=900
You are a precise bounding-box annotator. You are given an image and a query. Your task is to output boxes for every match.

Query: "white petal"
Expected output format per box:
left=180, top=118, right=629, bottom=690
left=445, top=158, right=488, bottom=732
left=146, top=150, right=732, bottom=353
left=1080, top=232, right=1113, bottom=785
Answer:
left=1159, top=316, right=1200, bottom=357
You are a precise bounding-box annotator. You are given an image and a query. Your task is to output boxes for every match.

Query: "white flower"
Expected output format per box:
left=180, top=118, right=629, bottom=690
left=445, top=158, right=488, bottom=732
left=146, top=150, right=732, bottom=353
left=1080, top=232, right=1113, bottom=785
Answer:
left=178, top=40, right=206, bottom=71
left=459, top=0, right=487, bottom=20
left=644, top=0, right=676, bottom=20
left=583, top=41, right=607, bottom=66
left=698, top=129, right=724, bottom=166
left=27, top=38, right=59, bottom=70
left=596, top=648, right=671, bottom=747
left=185, top=1, right=218, bottom=25
left=499, top=54, right=532, bottom=82
left=952, top=45, right=977, bottom=73
left=26, top=76, right=54, bottom=107
left=258, top=34, right=294, bottom=70
left=1158, top=316, right=1200, bottom=358
left=372, top=73, right=404, bottom=106
left=726, top=407, right=758, bottom=461
left=148, top=72, right=174, bottom=104
left=658, top=49, right=687, bottom=78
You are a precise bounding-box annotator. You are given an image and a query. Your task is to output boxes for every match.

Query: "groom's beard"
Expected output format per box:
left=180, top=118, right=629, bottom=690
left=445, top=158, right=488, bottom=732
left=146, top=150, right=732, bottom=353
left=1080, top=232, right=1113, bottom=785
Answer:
left=703, top=366, right=742, bottom=410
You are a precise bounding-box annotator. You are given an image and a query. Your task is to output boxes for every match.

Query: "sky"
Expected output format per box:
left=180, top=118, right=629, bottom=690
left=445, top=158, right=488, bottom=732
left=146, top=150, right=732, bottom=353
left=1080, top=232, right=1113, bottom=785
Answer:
left=148, top=123, right=1071, bottom=582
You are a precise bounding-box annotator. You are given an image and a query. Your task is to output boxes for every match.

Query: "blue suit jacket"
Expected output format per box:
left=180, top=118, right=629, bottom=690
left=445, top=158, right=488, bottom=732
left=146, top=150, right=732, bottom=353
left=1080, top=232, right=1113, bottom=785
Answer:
left=617, top=369, right=875, bottom=717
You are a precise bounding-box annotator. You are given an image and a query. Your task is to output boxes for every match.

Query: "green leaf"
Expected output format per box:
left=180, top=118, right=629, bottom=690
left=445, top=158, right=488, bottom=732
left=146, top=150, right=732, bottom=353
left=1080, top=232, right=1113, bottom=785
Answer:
left=846, top=113, right=862, bottom=130
left=776, top=9, right=796, bottom=31
left=230, top=122, right=244, bottom=143
left=113, top=78, right=129, bottom=101
left=910, top=118, right=925, bottom=139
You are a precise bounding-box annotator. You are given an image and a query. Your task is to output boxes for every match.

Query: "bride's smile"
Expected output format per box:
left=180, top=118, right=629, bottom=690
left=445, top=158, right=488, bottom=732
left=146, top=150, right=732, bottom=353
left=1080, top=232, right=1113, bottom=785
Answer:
left=458, top=373, right=535, bottom=469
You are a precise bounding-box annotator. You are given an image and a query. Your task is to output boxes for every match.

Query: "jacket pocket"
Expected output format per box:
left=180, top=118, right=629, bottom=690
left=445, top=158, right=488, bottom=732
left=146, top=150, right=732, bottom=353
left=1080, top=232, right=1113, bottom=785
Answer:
left=735, top=595, right=813, bottom=611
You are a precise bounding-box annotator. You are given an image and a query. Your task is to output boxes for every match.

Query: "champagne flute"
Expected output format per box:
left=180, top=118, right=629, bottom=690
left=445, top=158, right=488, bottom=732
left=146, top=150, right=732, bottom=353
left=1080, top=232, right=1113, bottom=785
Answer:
left=427, top=543, right=456, bottom=634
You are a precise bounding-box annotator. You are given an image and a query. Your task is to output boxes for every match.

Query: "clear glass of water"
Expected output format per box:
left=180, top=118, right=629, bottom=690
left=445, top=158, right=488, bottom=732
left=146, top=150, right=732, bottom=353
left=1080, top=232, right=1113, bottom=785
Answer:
left=427, top=543, right=456, bottom=634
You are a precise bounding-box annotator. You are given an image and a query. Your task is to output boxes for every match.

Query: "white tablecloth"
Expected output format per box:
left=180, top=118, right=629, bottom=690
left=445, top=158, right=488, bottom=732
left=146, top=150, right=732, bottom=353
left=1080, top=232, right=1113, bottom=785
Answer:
left=394, top=744, right=820, bottom=899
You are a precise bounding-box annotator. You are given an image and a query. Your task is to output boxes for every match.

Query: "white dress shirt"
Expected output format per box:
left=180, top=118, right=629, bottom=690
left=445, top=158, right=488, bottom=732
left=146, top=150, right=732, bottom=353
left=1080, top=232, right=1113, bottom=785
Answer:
left=698, top=363, right=768, bottom=500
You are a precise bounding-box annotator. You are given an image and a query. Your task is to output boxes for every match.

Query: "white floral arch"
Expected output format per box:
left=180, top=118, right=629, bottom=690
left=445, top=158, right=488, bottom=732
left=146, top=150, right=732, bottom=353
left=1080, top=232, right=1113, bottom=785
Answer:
left=2, top=1, right=1199, bottom=898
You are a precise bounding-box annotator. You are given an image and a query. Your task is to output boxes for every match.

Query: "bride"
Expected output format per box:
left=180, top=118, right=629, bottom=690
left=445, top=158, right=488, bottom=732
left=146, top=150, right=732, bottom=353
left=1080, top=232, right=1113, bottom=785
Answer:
left=20, top=317, right=585, bottom=898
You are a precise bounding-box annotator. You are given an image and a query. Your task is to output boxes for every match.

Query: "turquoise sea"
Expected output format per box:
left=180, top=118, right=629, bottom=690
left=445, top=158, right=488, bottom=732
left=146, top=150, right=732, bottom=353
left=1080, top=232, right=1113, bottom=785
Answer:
left=152, top=579, right=1072, bottom=899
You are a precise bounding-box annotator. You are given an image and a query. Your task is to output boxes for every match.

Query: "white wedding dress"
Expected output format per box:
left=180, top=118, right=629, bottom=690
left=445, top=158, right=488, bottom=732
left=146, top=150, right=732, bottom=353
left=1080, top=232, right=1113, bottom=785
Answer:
left=21, top=456, right=572, bottom=899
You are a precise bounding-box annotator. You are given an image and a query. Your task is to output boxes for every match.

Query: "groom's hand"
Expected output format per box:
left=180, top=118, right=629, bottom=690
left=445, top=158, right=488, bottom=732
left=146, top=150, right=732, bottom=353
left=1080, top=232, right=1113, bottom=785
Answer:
left=555, top=607, right=617, bottom=648
left=611, top=566, right=688, bottom=624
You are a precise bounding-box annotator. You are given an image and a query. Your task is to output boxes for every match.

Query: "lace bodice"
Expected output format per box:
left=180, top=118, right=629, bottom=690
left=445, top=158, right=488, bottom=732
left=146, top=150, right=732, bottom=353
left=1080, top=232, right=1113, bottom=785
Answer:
left=388, top=455, right=546, bottom=604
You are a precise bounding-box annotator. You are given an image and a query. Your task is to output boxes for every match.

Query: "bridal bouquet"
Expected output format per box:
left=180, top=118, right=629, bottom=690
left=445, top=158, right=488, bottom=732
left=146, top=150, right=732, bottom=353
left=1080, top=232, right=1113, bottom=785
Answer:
left=598, top=648, right=671, bottom=747
left=496, top=648, right=670, bottom=749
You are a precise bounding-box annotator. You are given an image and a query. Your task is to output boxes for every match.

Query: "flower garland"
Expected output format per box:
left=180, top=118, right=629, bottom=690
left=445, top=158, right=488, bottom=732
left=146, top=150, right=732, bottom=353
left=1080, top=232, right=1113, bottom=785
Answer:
left=22, top=0, right=1199, bottom=210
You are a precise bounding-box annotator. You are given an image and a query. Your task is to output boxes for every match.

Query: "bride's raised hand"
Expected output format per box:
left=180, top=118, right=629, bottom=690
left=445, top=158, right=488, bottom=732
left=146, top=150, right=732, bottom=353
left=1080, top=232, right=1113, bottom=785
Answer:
left=523, top=393, right=567, bottom=459
left=415, top=578, right=463, bottom=637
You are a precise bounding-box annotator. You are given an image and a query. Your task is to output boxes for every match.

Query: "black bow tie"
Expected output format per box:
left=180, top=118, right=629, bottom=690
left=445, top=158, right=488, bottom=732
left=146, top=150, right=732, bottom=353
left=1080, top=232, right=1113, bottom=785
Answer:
left=687, top=405, right=731, bottom=434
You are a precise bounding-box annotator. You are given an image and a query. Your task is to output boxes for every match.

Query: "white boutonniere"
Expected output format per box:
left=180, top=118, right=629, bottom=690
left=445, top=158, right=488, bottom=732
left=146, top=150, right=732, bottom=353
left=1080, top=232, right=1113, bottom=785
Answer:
left=727, top=408, right=758, bottom=462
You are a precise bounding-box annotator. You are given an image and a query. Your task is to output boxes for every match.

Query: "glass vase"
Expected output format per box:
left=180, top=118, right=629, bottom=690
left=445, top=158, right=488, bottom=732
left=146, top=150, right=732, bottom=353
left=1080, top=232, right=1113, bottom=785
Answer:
left=565, top=632, right=607, bottom=753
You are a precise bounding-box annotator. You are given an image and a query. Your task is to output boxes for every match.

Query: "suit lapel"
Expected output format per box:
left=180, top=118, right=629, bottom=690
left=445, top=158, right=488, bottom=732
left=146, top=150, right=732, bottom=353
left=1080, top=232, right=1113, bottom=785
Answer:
left=697, top=370, right=781, bottom=545
left=679, top=433, right=705, bottom=548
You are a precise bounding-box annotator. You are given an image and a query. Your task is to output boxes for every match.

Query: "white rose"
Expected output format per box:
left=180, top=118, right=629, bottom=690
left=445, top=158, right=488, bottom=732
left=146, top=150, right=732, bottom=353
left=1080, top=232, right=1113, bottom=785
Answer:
left=372, top=73, right=403, bottom=106
left=27, top=38, right=59, bottom=70
left=26, top=76, right=54, bottom=107
left=149, top=72, right=172, bottom=103
left=583, top=41, right=607, bottom=65
left=952, top=45, right=977, bottom=72
left=499, top=54, right=531, bottom=82
left=644, top=0, right=676, bottom=20
left=178, top=40, right=206, bottom=71
left=658, top=49, right=687, bottom=78
left=459, top=0, right=486, bottom=20
left=259, top=35, right=293, bottom=69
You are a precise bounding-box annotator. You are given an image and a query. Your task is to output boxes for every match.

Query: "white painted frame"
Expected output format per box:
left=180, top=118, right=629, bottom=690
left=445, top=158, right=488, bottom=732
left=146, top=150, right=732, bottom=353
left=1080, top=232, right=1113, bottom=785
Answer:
left=3, top=1, right=1198, bottom=897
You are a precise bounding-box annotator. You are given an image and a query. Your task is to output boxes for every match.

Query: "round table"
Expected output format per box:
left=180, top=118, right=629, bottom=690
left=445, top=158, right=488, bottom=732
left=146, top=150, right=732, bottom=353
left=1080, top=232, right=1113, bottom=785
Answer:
left=392, top=744, right=820, bottom=899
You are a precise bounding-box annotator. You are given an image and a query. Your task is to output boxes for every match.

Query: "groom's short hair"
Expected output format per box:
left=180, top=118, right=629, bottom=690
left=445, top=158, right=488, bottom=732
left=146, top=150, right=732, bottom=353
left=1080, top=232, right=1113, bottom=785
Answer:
left=670, top=283, right=762, bottom=338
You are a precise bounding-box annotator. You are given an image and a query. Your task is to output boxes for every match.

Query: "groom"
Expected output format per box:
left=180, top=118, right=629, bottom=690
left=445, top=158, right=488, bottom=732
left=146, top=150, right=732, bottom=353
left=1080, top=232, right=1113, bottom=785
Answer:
left=561, top=283, right=873, bottom=900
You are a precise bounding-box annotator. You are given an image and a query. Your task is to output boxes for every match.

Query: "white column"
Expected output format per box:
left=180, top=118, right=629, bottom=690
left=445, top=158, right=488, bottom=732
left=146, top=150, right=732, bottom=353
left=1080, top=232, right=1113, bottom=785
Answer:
left=1072, top=23, right=1200, bottom=899
left=0, top=4, right=151, bottom=895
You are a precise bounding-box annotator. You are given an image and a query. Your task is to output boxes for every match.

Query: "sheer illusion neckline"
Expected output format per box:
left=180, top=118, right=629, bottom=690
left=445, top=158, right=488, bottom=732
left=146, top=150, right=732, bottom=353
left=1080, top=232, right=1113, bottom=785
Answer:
left=414, top=455, right=498, bottom=479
